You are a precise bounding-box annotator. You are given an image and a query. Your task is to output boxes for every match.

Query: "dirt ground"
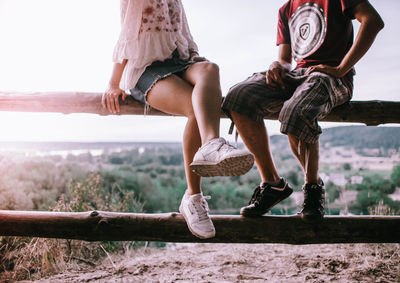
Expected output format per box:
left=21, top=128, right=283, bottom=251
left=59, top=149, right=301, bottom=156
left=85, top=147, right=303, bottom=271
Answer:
left=15, top=243, right=400, bottom=283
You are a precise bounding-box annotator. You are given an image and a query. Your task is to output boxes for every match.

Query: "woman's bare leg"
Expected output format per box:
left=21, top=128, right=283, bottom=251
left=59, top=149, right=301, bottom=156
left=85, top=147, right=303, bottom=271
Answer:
left=146, top=75, right=201, bottom=195
left=182, top=62, right=222, bottom=144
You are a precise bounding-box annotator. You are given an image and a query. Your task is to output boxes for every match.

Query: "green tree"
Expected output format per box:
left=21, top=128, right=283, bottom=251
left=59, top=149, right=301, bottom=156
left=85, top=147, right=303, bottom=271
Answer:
left=325, top=182, right=341, bottom=203
left=355, top=175, right=395, bottom=195
left=286, top=170, right=301, bottom=186
left=351, top=174, right=399, bottom=214
left=391, top=165, right=400, bottom=187
left=343, top=163, right=352, bottom=171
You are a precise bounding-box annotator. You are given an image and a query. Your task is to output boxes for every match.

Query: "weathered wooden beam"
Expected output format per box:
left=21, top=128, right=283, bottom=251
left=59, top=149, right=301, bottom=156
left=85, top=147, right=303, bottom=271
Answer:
left=0, top=91, right=399, bottom=125
left=0, top=210, right=399, bottom=244
left=0, top=91, right=168, bottom=116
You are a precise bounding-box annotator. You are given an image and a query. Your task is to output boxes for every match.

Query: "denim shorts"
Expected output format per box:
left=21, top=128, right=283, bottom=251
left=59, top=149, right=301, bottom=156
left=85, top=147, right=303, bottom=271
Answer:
left=130, top=49, right=194, bottom=104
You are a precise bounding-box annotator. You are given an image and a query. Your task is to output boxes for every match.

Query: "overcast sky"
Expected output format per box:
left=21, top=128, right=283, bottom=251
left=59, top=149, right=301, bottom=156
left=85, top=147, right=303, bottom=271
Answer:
left=0, top=0, right=398, bottom=142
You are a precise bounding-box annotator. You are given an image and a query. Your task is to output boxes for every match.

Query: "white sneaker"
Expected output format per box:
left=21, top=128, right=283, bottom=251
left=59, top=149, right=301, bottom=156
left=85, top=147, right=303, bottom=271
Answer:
left=179, top=191, right=216, bottom=239
left=189, top=137, right=254, bottom=177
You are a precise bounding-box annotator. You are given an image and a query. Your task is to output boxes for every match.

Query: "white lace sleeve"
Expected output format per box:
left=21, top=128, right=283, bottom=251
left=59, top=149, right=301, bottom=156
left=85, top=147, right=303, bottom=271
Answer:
left=180, top=2, right=198, bottom=53
left=112, top=0, right=145, bottom=63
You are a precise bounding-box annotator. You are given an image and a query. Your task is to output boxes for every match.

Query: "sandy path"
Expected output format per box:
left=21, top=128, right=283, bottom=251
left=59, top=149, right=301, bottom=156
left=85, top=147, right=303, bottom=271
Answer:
left=20, top=243, right=400, bottom=283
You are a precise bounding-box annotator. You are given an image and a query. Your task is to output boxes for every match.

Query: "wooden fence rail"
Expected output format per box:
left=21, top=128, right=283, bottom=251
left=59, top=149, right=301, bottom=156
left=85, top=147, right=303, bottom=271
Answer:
left=1, top=91, right=400, bottom=125
left=1, top=210, right=399, bottom=244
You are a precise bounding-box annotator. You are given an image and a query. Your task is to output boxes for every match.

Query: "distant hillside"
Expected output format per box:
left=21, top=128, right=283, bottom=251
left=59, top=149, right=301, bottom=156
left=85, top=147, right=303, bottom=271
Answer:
left=270, top=126, right=400, bottom=153
left=0, top=126, right=399, bottom=153
left=319, top=126, right=400, bottom=149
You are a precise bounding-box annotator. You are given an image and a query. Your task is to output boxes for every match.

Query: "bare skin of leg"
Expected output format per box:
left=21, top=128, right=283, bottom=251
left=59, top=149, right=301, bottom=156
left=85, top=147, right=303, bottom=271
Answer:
left=230, top=111, right=280, bottom=184
left=182, top=62, right=222, bottom=144
left=147, top=75, right=201, bottom=195
left=287, top=134, right=320, bottom=184
left=146, top=61, right=223, bottom=195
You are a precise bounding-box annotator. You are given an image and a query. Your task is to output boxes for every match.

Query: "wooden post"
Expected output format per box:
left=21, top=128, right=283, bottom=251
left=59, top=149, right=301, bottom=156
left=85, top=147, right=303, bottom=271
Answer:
left=0, top=210, right=399, bottom=244
left=1, top=91, right=399, bottom=125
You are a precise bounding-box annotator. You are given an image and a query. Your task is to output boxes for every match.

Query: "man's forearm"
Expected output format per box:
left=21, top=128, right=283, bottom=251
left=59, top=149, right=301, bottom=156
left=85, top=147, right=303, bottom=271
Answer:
left=277, top=44, right=293, bottom=71
left=338, top=3, right=384, bottom=75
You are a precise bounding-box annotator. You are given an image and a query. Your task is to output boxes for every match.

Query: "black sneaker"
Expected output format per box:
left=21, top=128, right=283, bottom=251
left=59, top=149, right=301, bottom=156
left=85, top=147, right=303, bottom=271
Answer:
left=299, top=183, right=325, bottom=222
left=240, top=178, right=293, bottom=217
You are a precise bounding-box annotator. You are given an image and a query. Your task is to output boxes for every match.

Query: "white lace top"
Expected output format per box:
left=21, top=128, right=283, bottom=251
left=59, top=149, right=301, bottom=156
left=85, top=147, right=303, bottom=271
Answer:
left=113, top=0, right=198, bottom=91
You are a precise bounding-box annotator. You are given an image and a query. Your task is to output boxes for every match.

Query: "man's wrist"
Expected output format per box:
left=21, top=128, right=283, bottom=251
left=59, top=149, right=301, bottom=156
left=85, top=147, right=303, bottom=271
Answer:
left=336, top=64, right=351, bottom=77
left=280, top=62, right=292, bottom=71
left=270, top=61, right=291, bottom=71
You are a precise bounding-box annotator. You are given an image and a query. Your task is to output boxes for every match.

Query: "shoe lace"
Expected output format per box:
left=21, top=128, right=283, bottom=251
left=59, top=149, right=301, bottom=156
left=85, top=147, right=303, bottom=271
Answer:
left=303, top=186, right=324, bottom=210
left=192, top=195, right=211, bottom=222
left=218, top=139, right=236, bottom=154
left=249, top=186, right=262, bottom=205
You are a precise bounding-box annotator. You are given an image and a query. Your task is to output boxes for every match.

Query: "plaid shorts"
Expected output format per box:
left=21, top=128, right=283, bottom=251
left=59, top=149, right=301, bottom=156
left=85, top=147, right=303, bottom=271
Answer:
left=222, top=68, right=353, bottom=144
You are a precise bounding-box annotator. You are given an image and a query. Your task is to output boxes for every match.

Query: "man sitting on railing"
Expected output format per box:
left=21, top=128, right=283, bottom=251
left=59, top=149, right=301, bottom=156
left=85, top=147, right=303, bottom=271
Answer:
left=222, top=0, right=384, bottom=221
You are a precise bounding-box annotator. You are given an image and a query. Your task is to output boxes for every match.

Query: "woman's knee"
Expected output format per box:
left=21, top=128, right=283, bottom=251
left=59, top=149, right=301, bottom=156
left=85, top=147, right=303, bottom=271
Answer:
left=191, top=61, right=220, bottom=81
left=199, top=61, right=219, bottom=74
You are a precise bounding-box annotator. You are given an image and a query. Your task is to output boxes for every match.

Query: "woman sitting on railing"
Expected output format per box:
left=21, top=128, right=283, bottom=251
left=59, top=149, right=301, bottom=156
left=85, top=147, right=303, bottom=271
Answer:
left=102, top=0, right=254, bottom=239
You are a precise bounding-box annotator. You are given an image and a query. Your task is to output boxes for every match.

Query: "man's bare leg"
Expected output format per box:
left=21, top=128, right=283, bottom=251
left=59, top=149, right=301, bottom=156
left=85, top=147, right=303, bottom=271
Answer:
left=231, top=111, right=293, bottom=216
left=231, top=111, right=280, bottom=184
left=287, top=134, right=320, bottom=184
left=287, top=134, right=324, bottom=221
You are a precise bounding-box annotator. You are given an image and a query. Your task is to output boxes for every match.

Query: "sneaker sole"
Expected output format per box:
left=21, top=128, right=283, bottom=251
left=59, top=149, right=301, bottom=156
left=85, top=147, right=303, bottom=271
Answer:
left=179, top=205, right=216, bottom=239
left=240, top=188, right=293, bottom=217
left=189, top=154, right=254, bottom=177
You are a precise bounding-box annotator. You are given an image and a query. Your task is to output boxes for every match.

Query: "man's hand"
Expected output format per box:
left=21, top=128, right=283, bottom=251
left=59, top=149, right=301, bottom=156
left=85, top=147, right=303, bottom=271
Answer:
left=102, top=85, right=127, bottom=114
left=305, top=64, right=345, bottom=78
left=266, top=61, right=289, bottom=90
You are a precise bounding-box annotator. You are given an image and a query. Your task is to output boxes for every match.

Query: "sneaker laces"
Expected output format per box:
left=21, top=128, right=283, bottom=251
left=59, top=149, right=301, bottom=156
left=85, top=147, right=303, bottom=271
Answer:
left=249, top=186, right=262, bottom=205
left=191, top=195, right=211, bottom=222
left=218, top=139, right=237, bottom=154
left=303, top=186, right=324, bottom=209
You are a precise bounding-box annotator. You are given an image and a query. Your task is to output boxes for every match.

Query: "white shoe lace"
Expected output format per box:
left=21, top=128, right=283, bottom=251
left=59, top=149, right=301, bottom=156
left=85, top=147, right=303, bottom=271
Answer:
left=191, top=195, right=211, bottom=222
left=211, top=139, right=226, bottom=152
left=218, top=140, right=237, bottom=154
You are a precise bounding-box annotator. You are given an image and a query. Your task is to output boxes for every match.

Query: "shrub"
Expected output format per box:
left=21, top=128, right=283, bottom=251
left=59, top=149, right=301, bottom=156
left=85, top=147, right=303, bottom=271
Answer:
left=0, top=172, right=144, bottom=281
left=391, top=165, right=400, bottom=187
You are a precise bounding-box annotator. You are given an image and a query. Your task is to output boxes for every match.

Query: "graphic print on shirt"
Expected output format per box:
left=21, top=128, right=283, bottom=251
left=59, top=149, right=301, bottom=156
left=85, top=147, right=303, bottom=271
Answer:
left=140, top=0, right=181, bottom=34
left=289, top=2, right=327, bottom=61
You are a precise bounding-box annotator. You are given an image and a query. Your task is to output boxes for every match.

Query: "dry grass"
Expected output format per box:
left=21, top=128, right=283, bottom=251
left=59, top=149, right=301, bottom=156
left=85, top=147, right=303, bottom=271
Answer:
left=369, top=200, right=400, bottom=216
left=0, top=236, right=106, bottom=281
left=0, top=172, right=142, bottom=282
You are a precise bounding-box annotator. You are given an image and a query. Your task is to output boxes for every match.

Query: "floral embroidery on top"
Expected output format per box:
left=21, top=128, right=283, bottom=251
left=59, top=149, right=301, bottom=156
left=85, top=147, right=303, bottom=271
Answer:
left=143, top=6, right=155, bottom=16
left=140, top=0, right=181, bottom=33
